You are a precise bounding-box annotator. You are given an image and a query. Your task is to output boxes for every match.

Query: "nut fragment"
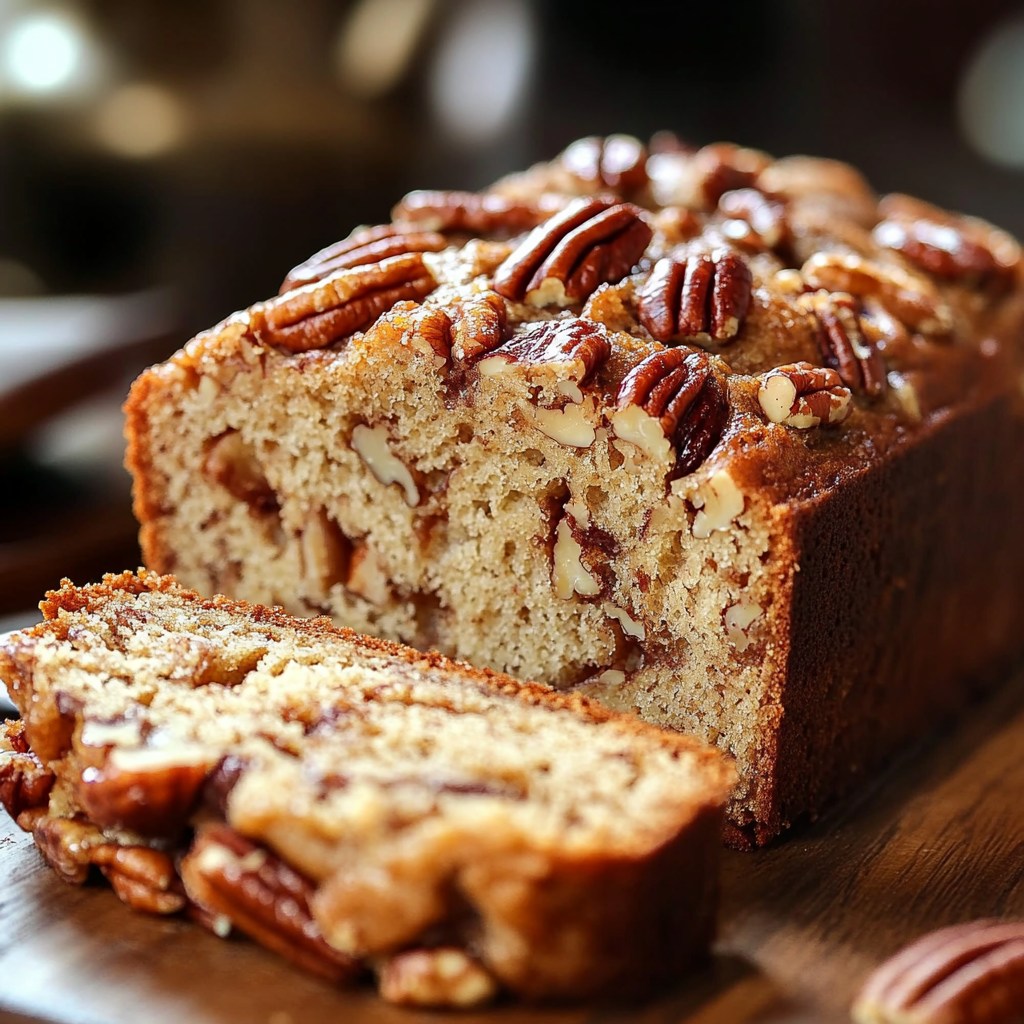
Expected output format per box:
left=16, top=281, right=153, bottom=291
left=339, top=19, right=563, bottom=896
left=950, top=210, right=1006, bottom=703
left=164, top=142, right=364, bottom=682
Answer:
left=250, top=253, right=436, bottom=352
left=559, top=134, right=649, bottom=193
left=301, top=510, right=352, bottom=598
left=552, top=514, right=601, bottom=600
left=493, top=197, right=652, bottom=306
left=280, top=225, right=447, bottom=293
left=378, top=947, right=498, bottom=1008
left=852, top=919, right=1024, bottom=1024
left=757, top=361, right=852, bottom=428
left=181, top=823, right=360, bottom=983
left=477, top=317, right=611, bottom=386
left=351, top=423, right=420, bottom=507
left=531, top=399, right=596, bottom=448
left=638, top=252, right=752, bottom=344
left=718, top=188, right=788, bottom=250
left=801, top=250, right=952, bottom=336
left=613, top=348, right=729, bottom=475
left=724, top=600, right=762, bottom=652
left=874, top=193, right=1021, bottom=285
left=202, top=431, right=279, bottom=514
left=0, top=724, right=55, bottom=823
left=799, top=291, right=887, bottom=397
left=392, top=189, right=551, bottom=236
left=691, top=468, right=745, bottom=539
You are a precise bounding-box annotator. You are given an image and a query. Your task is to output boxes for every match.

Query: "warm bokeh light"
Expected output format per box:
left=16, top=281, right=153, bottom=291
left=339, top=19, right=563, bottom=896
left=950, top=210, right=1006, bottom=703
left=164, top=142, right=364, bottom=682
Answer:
left=92, top=82, right=188, bottom=159
left=0, top=7, right=101, bottom=99
left=959, top=14, right=1024, bottom=168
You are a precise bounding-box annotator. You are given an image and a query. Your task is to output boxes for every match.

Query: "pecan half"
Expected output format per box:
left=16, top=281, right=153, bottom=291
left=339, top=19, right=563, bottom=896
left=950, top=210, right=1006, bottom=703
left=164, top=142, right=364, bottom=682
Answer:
left=614, top=348, right=729, bottom=475
left=852, top=919, right=1024, bottom=1024
left=638, top=252, right=752, bottom=344
left=492, top=197, right=652, bottom=307
left=478, top=317, right=611, bottom=384
left=392, top=190, right=551, bottom=236
left=559, top=134, right=649, bottom=193
left=180, top=823, right=360, bottom=984
left=757, top=361, right=852, bottom=428
left=801, top=250, right=953, bottom=336
left=76, top=746, right=214, bottom=838
left=718, top=188, right=788, bottom=250
left=0, top=737, right=55, bottom=824
left=800, top=291, right=886, bottom=397
left=448, top=291, right=510, bottom=362
left=249, top=253, right=436, bottom=352
left=693, top=143, right=771, bottom=207
left=280, top=225, right=446, bottom=293
left=378, top=947, right=498, bottom=1008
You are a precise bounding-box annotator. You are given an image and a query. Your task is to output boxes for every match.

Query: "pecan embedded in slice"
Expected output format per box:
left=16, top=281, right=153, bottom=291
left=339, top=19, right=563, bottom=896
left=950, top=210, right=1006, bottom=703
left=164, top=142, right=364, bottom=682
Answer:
left=800, top=291, right=886, bottom=397
left=250, top=253, right=437, bottom=353
left=614, top=348, right=729, bottom=475
left=279, top=225, right=447, bottom=294
left=478, top=317, right=611, bottom=385
left=0, top=724, right=55, bottom=824
left=638, top=252, right=752, bottom=345
left=852, top=919, right=1024, bottom=1024
left=202, top=430, right=279, bottom=514
left=492, top=197, right=652, bottom=307
left=448, top=292, right=510, bottom=362
left=378, top=947, right=499, bottom=1008
left=180, top=822, right=360, bottom=984
left=392, top=189, right=551, bottom=236
left=560, top=134, right=649, bottom=193
left=757, top=361, right=852, bottom=428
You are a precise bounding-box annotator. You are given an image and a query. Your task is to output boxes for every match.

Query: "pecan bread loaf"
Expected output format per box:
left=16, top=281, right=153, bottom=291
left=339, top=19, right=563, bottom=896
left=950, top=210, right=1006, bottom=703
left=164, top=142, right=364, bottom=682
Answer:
left=0, top=570, right=734, bottom=1007
left=124, top=135, right=1024, bottom=846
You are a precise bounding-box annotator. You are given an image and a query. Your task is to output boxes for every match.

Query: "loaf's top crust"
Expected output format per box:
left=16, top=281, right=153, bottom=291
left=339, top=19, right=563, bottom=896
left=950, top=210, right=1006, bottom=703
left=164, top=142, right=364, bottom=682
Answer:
left=143, top=134, right=1024, bottom=508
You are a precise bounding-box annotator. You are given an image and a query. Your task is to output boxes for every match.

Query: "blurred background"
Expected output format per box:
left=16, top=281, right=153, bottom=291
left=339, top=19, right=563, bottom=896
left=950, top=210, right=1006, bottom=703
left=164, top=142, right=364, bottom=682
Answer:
left=1, top=0, right=1023, bottom=621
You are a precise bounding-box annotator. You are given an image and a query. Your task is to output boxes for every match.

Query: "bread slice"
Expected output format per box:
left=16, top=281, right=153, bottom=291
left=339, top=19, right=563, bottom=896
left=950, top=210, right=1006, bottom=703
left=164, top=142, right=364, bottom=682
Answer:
left=123, top=136, right=1024, bottom=847
left=0, top=570, right=734, bottom=1006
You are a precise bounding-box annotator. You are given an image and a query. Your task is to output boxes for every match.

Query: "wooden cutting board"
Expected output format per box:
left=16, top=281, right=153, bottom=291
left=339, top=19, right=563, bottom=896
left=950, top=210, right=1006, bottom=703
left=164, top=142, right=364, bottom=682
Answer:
left=1, top=672, right=1021, bottom=1024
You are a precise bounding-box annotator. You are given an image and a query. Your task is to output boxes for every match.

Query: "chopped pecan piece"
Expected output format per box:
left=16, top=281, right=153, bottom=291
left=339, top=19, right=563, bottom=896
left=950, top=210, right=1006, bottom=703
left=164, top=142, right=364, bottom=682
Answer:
left=181, top=823, right=360, bottom=984
left=202, top=431, right=279, bottom=514
left=448, top=292, right=510, bottom=362
left=559, top=134, right=649, bottom=193
left=378, top=947, right=499, bottom=1008
left=800, top=291, right=886, bottom=397
left=757, top=362, right=852, bottom=428
left=492, top=197, right=652, bottom=307
left=249, top=253, right=436, bottom=353
left=852, top=919, right=1024, bottom=1024
left=478, top=317, right=611, bottom=385
left=874, top=194, right=1021, bottom=286
left=0, top=726, right=55, bottom=824
left=76, top=746, right=214, bottom=837
left=280, top=225, right=446, bottom=293
left=614, top=348, right=729, bottom=475
left=718, top=188, right=788, bottom=250
left=638, top=252, right=752, bottom=344
left=392, top=189, right=551, bottom=236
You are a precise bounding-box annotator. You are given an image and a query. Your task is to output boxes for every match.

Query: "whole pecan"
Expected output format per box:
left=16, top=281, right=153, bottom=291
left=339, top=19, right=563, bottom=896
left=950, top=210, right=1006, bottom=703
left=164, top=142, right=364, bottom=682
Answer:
left=757, top=362, right=852, bottom=428
left=718, top=188, right=788, bottom=250
left=492, top=197, right=652, bottom=307
left=615, top=348, right=729, bottom=475
left=0, top=745, right=55, bottom=823
left=392, top=190, right=551, bottom=237
left=694, top=143, right=771, bottom=207
left=249, top=253, right=437, bottom=352
left=180, top=823, right=360, bottom=984
left=559, top=134, right=649, bottom=193
left=481, top=317, right=611, bottom=384
left=852, top=919, right=1024, bottom=1024
left=800, top=291, right=887, bottom=397
left=94, top=845, right=186, bottom=915
left=279, top=225, right=446, bottom=293
left=638, top=252, right=752, bottom=345
left=448, top=291, right=510, bottom=362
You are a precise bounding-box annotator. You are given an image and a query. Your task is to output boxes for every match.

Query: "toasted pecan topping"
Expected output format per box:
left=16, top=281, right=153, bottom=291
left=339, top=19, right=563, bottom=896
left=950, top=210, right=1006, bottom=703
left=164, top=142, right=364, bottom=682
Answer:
left=615, top=348, right=729, bottom=474
left=0, top=733, right=55, bottom=823
left=718, top=188, right=788, bottom=250
left=280, top=225, right=446, bottom=293
left=559, top=134, right=649, bottom=193
left=448, top=291, right=510, bottom=362
left=492, top=197, right=652, bottom=307
left=800, top=291, right=887, bottom=397
left=481, top=317, right=611, bottom=384
left=638, top=252, right=752, bottom=345
left=392, top=189, right=551, bottom=236
left=250, top=253, right=437, bottom=352
left=757, top=362, right=852, bottom=428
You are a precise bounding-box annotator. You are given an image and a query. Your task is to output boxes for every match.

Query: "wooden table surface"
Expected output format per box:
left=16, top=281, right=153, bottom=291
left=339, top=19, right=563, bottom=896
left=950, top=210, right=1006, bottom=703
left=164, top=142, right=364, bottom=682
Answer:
left=1, top=671, right=1021, bottom=1024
